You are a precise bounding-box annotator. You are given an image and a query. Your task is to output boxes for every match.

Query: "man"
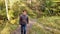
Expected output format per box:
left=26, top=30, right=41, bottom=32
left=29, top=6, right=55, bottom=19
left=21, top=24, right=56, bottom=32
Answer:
left=19, top=10, right=29, bottom=34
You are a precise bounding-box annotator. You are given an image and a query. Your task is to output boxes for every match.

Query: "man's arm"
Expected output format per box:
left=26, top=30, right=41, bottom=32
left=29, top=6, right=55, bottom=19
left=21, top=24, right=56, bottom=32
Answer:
left=19, top=16, right=22, bottom=25
left=27, top=16, right=29, bottom=24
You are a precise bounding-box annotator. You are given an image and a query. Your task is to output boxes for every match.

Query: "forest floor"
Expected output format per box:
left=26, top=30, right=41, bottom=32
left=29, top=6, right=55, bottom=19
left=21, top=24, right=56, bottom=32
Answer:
left=10, top=19, right=37, bottom=34
left=10, top=16, right=60, bottom=34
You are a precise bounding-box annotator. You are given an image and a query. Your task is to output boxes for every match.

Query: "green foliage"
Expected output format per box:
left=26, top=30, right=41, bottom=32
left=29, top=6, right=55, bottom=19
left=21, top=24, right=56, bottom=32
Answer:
left=38, top=16, right=60, bottom=30
left=11, top=1, right=37, bottom=18
left=30, top=16, right=60, bottom=34
left=30, top=23, right=53, bottom=34
left=8, top=10, right=14, bottom=19
left=43, top=0, right=60, bottom=16
left=0, top=22, right=18, bottom=34
left=0, top=20, right=6, bottom=32
left=0, top=0, right=60, bottom=34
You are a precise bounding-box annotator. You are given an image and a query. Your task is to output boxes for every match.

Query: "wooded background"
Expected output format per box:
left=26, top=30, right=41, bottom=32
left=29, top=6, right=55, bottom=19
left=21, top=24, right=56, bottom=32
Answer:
left=0, top=0, right=60, bottom=34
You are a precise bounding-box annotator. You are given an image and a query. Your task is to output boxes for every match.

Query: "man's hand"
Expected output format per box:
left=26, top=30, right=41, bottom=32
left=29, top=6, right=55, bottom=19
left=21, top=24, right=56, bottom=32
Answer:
left=19, top=25, right=20, bottom=27
left=27, top=23, right=29, bottom=26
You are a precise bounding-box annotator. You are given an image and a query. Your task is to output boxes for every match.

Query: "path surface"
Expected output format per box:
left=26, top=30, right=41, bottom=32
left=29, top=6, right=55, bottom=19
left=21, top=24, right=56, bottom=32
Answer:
left=10, top=19, right=37, bottom=34
left=10, top=18, right=60, bottom=34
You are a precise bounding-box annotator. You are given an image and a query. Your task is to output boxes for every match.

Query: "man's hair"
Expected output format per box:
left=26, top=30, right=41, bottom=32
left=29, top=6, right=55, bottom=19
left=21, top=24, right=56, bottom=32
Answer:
left=23, top=10, right=27, bottom=12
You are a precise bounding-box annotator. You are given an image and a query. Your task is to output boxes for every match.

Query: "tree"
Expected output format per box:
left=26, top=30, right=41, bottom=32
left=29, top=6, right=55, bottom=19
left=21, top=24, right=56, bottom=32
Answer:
left=5, top=0, right=10, bottom=21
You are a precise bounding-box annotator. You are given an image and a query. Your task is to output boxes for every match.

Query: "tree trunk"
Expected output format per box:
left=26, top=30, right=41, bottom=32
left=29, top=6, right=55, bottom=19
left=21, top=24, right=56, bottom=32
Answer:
left=5, top=0, right=10, bottom=21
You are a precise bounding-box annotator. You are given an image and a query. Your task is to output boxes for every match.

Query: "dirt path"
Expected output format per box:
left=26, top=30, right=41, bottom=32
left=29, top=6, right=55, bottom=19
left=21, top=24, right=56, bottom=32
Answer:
left=10, top=19, right=37, bottom=34
left=10, top=18, right=60, bottom=34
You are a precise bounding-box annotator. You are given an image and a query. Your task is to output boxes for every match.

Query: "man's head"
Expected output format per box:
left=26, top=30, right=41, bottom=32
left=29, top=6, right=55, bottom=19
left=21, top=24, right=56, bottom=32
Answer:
left=22, top=10, right=27, bottom=15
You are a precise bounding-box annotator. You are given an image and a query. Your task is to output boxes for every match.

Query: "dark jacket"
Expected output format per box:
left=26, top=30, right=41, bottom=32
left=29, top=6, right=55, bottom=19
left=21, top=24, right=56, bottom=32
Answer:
left=19, top=14, right=29, bottom=25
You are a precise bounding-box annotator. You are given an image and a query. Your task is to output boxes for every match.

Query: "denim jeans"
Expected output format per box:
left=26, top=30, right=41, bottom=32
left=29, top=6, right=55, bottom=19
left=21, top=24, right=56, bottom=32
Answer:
left=21, top=24, right=26, bottom=34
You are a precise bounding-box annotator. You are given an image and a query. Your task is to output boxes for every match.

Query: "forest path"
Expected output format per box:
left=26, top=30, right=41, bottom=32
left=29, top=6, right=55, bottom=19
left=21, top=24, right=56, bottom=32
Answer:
left=10, top=19, right=37, bottom=34
left=10, top=18, right=60, bottom=34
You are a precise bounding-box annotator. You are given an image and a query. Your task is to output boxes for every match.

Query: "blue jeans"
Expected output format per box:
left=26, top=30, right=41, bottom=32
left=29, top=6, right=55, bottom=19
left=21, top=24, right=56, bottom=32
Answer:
left=21, top=24, right=26, bottom=34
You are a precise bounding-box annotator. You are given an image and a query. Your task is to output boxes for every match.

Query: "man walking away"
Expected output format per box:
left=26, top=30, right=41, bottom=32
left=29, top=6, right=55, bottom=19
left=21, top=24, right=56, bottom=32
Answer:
left=19, top=10, right=29, bottom=34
